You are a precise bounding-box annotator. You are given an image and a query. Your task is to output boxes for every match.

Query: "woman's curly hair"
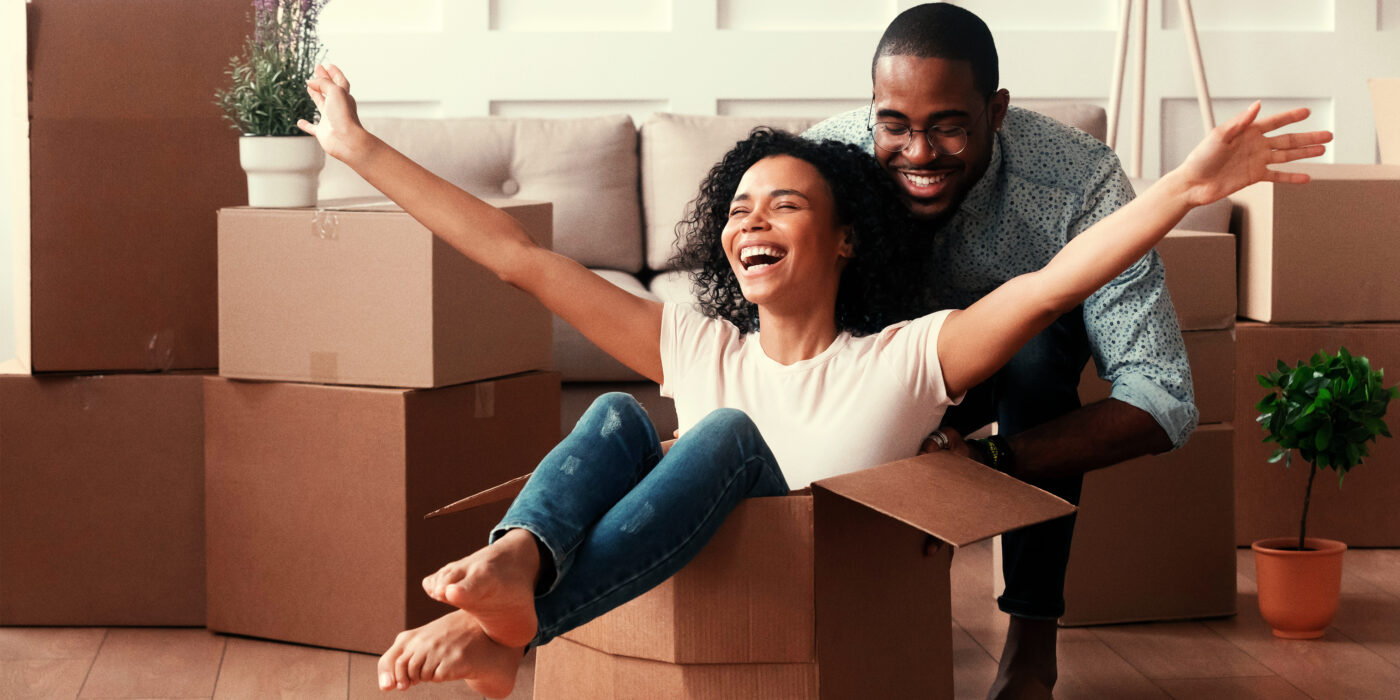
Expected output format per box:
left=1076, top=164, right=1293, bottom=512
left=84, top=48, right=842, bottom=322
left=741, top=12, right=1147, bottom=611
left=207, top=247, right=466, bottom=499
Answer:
left=670, top=128, right=932, bottom=336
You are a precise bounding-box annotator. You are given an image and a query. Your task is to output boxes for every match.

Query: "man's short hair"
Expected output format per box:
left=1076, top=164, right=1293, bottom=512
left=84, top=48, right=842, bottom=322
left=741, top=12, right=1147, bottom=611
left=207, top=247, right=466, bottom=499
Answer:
left=872, top=3, right=999, bottom=97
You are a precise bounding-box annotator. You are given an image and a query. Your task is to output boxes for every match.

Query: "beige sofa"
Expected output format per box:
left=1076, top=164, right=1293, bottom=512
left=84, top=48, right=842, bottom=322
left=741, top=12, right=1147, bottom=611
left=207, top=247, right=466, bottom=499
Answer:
left=316, top=105, right=1228, bottom=438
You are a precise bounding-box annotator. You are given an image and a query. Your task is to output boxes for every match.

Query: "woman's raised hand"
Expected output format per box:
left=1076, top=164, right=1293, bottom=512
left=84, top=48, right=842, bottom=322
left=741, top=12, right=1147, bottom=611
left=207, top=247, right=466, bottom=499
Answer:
left=298, top=63, right=366, bottom=161
left=1174, top=101, right=1333, bottom=207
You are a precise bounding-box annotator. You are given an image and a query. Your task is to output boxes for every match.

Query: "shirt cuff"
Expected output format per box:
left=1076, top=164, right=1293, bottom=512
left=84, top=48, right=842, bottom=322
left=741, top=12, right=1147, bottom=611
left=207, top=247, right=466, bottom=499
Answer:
left=1109, top=374, right=1200, bottom=449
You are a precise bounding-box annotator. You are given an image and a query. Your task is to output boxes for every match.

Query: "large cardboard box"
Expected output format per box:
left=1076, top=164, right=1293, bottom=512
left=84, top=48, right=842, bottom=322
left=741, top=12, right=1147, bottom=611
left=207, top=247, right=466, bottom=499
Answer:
left=1157, top=230, right=1236, bottom=331
left=1372, top=78, right=1400, bottom=165
left=23, top=0, right=246, bottom=371
left=1234, top=322, right=1400, bottom=545
left=537, top=637, right=816, bottom=699
left=1079, top=328, right=1234, bottom=424
left=218, top=200, right=553, bottom=388
left=0, top=368, right=206, bottom=625
left=204, top=371, right=559, bottom=654
left=1231, top=164, right=1400, bottom=323
left=1060, top=423, right=1236, bottom=626
left=437, top=453, right=1075, bottom=699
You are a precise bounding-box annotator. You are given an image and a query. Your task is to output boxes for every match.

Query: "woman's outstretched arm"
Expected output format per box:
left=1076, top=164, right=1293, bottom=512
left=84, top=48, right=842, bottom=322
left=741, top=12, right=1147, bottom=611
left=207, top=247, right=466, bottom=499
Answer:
left=299, top=64, right=664, bottom=383
left=936, top=101, right=1331, bottom=397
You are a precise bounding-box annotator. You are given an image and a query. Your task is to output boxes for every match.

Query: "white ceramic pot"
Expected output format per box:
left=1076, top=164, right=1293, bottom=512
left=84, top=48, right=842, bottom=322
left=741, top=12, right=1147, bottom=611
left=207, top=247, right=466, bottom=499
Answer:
left=238, top=135, right=326, bottom=208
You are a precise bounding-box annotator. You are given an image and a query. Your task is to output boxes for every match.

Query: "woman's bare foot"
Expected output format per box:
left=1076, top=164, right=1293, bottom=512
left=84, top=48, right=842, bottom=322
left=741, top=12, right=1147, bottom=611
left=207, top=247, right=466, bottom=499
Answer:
left=421, top=528, right=541, bottom=648
left=377, top=609, right=524, bottom=697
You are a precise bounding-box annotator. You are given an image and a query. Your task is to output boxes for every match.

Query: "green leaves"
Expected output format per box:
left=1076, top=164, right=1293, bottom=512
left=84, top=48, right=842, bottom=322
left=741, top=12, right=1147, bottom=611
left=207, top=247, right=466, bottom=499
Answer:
left=214, top=1, right=329, bottom=136
left=1256, top=346, right=1396, bottom=484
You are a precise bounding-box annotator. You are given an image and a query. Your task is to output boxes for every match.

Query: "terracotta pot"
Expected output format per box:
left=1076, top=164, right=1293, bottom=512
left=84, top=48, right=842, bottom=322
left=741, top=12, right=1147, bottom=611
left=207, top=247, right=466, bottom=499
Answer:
left=1251, top=537, right=1346, bottom=639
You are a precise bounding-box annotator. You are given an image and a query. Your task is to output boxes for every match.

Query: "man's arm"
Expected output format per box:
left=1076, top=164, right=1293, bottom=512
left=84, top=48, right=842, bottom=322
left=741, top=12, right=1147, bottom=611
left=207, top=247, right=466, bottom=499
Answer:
left=1002, top=398, right=1171, bottom=479
left=927, top=398, right=1170, bottom=479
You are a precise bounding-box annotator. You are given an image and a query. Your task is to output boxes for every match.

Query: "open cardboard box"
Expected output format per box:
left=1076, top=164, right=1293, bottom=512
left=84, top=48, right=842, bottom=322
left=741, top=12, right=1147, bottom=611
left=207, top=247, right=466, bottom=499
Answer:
left=429, top=452, right=1075, bottom=699
left=217, top=198, right=553, bottom=388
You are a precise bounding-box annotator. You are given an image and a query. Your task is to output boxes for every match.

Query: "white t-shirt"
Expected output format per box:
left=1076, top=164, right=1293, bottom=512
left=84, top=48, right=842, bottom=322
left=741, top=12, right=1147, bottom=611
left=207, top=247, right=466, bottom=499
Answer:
left=659, top=303, right=962, bottom=487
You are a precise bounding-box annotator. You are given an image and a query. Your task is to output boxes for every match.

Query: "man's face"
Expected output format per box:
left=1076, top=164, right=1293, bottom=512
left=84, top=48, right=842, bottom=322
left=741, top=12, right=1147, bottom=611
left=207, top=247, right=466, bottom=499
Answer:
left=870, top=55, right=1008, bottom=224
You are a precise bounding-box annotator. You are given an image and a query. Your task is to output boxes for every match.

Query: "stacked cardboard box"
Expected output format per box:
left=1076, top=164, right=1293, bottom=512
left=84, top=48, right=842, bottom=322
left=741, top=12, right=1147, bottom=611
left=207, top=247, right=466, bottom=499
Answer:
left=206, top=201, right=560, bottom=654
left=0, top=0, right=247, bottom=625
left=23, top=0, right=246, bottom=371
left=439, top=454, right=1074, bottom=699
left=1060, top=228, right=1239, bottom=625
left=1231, top=164, right=1400, bottom=546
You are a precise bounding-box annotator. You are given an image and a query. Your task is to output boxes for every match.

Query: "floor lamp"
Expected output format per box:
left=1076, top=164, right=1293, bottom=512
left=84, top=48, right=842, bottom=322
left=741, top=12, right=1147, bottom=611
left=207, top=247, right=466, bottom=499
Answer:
left=1107, top=0, right=1215, bottom=178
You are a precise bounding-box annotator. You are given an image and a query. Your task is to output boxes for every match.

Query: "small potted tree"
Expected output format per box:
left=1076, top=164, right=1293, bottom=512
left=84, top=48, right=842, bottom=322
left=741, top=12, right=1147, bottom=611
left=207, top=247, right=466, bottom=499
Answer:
left=1252, top=347, right=1396, bottom=639
left=216, top=0, right=331, bottom=207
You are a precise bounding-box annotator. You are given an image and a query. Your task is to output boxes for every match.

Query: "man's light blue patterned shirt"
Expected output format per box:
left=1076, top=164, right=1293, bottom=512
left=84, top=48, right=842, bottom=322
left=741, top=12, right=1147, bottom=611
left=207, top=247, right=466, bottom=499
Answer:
left=805, top=105, right=1198, bottom=447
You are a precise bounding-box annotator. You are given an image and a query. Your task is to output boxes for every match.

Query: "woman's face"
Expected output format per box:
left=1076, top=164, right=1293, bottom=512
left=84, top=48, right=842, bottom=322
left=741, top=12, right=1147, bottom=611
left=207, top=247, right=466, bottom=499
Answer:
left=720, top=155, right=853, bottom=312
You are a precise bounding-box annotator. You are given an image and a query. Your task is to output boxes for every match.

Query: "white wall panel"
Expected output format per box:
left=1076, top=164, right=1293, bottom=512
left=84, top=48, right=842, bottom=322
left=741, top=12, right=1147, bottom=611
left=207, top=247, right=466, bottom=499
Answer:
left=491, top=0, right=670, bottom=31
left=310, top=2, right=1398, bottom=176
left=952, top=0, right=1117, bottom=31
left=718, top=98, right=867, bottom=118
left=1163, top=0, right=1334, bottom=31
left=717, top=0, right=896, bottom=31
left=320, top=0, right=444, bottom=33
left=1, top=0, right=25, bottom=361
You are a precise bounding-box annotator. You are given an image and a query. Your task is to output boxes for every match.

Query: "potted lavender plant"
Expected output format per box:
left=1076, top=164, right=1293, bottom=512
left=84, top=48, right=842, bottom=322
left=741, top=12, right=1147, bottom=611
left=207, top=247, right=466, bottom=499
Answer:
left=216, top=0, right=331, bottom=207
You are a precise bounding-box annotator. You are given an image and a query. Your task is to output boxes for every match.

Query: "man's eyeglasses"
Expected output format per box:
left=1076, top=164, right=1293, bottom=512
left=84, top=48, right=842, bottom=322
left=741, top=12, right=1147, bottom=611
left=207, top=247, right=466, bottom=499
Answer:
left=865, top=99, right=990, bottom=156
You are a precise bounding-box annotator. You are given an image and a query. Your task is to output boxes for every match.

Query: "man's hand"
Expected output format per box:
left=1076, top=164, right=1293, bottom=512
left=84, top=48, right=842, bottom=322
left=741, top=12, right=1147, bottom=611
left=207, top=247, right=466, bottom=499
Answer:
left=920, top=427, right=971, bottom=458
left=1174, top=101, right=1331, bottom=207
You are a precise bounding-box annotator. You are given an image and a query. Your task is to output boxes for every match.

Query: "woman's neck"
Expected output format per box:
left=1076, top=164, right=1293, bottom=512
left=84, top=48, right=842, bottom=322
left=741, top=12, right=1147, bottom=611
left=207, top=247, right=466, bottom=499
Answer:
left=754, top=304, right=841, bottom=366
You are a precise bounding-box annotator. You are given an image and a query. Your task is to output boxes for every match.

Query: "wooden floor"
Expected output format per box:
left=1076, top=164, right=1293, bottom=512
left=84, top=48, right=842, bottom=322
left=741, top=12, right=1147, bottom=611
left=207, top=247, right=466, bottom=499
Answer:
left=4, top=545, right=1399, bottom=699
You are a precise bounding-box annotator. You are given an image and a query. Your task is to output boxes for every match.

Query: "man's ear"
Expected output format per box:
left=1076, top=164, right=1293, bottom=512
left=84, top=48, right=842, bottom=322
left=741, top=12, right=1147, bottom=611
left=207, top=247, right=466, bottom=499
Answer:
left=989, top=88, right=1010, bottom=131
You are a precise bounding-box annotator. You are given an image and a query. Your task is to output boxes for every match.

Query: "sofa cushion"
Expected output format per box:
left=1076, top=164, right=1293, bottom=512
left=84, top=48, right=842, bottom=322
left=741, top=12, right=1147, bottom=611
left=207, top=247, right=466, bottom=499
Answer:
left=1022, top=102, right=1108, bottom=144
left=318, top=115, right=645, bottom=273
left=553, top=269, right=659, bottom=382
left=640, top=114, right=822, bottom=271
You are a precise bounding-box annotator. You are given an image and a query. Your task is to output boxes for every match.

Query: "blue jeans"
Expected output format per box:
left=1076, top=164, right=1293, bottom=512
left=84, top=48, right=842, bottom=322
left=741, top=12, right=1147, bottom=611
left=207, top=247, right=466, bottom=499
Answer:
left=491, top=393, right=790, bottom=646
left=942, top=309, right=1091, bottom=620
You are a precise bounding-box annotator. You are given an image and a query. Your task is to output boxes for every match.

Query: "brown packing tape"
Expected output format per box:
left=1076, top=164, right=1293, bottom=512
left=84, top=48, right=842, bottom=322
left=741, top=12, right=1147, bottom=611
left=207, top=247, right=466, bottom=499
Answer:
left=312, top=209, right=339, bottom=240
left=309, top=352, right=338, bottom=383
left=145, top=329, right=176, bottom=372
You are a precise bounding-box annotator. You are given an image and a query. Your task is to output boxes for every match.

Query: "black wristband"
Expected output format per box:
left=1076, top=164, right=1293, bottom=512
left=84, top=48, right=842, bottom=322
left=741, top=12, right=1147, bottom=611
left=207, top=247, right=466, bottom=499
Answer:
left=971, top=435, right=1015, bottom=475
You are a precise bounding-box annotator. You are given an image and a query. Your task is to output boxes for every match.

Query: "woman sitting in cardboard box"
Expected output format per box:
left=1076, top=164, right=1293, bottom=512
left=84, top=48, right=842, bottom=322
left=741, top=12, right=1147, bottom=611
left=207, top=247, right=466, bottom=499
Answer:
left=299, top=63, right=1327, bottom=697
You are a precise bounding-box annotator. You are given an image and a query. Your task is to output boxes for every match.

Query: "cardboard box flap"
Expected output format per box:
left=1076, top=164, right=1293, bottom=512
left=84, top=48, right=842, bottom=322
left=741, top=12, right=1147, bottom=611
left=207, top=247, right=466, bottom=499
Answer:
left=1262, top=163, right=1400, bottom=180
left=308, top=197, right=551, bottom=213
left=424, top=473, right=531, bottom=519
left=1371, top=78, right=1400, bottom=165
left=811, top=452, right=1075, bottom=548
